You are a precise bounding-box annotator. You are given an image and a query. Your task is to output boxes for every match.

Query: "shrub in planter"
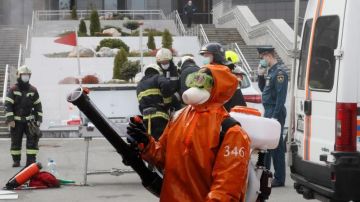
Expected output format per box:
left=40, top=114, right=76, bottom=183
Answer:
left=90, top=9, right=101, bottom=36
left=71, top=6, right=78, bottom=20
left=120, top=60, right=140, bottom=82
left=113, top=48, right=128, bottom=79
left=144, top=28, right=163, bottom=36
left=96, top=38, right=129, bottom=52
left=147, top=32, right=156, bottom=50
left=130, top=30, right=140, bottom=36
left=162, top=29, right=173, bottom=49
left=94, top=32, right=112, bottom=37
left=78, top=19, right=87, bottom=36
left=82, top=75, right=99, bottom=84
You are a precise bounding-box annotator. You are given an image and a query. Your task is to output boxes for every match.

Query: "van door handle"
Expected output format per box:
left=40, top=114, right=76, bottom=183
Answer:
left=304, top=100, right=312, bottom=116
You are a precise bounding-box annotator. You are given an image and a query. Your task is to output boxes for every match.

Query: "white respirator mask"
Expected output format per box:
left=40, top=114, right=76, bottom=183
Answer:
left=161, top=63, right=170, bottom=70
left=20, top=75, right=30, bottom=83
left=182, top=87, right=211, bottom=106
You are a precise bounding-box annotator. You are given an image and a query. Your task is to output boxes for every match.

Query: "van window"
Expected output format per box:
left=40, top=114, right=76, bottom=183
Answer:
left=309, top=16, right=340, bottom=91
left=297, top=19, right=312, bottom=90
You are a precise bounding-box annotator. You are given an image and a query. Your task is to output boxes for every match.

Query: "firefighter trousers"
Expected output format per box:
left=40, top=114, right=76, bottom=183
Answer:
left=143, top=117, right=169, bottom=141
left=10, top=121, right=39, bottom=165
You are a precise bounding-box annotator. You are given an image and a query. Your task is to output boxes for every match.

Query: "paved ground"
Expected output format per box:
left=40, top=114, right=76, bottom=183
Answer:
left=0, top=138, right=314, bottom=202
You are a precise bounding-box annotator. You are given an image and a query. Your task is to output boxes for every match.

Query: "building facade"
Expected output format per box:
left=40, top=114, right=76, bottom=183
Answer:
left=226, top=0, right=308, bottom=28
left=0, top=0, right=307, bottom=27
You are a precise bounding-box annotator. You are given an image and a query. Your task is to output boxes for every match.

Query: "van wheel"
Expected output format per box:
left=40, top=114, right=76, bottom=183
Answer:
left=302, top=187, right=314, bottom=199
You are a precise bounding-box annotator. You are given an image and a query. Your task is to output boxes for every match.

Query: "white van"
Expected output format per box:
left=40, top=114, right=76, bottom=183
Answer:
left=290, top=0, right=360, bottom=201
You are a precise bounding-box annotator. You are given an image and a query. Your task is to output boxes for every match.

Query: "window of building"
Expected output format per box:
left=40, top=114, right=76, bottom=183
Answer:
left=309, top=15, right=339, bottom=91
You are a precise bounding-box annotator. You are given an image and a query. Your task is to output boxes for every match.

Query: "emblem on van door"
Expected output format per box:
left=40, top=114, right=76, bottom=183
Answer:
left=321, top=147, right=330, bottom=153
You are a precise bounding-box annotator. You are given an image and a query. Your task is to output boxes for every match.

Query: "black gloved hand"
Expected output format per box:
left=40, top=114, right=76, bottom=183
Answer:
left=126, top=116, right=150, bottom=150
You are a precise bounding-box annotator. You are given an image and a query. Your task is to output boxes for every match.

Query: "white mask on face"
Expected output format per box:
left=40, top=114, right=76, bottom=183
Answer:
left=161, top=63, right=170, bottom=70
left=21, top=75, right=30, bottom=83
left=182, top=87, right=211, bottom=106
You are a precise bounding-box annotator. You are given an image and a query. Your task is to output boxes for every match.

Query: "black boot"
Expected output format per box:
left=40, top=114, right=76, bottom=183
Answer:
left=12, top=161, right=20, bottom=167
left=26, top=154, right=36, bottom=167
left=12, top=155, right=21, bottom=167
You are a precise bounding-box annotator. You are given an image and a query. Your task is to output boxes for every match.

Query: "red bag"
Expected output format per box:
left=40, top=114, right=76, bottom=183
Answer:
left=29, top=171, right=60, bottom=188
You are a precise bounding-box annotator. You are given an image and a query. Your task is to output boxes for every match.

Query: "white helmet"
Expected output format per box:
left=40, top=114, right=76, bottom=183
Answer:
left=232, top=66, right=246, bottom=75
left=144, top=64, right=163, bottom=76
left=178, top=55, right=194, bottom=68
left=156, top=48, right=172, bottom=62
left=17, top=65, right=32, bottom=78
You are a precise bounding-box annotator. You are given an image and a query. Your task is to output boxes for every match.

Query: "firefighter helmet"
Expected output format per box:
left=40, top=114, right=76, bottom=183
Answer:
left=199, top=42, right=227, bottom=65
left=144, top=64, right=163, bottom=76
left=225, top=50, right=240, bottom=63
left=177, top=55, right=194, bottom=69
left=156, top=48, right=173, bottom=62
left=17, top=65, right=32, bottom=78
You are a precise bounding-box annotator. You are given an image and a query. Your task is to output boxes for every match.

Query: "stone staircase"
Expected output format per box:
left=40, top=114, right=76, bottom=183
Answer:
left=201, top=24, right=283, bottom=77
left=0, top=25, right=27, bottom=137
left=0, top=105, right=9, bottom=137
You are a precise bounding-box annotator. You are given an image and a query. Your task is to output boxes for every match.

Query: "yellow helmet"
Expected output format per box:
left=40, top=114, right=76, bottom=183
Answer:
left=156, top=48, right=172, bottom=62
left=17, top=65, right=32, bottom=78
left=225, top=50, right=239, bottom=63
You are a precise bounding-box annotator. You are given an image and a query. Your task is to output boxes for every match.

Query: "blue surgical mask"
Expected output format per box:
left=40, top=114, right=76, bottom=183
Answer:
left=259, top=59, right=268, bottom=68
left=202, top=57, right=212, bottom=65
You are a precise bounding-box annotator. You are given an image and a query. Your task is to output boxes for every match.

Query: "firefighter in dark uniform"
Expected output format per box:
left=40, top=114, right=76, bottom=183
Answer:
left=224, top=51, right=247, bottom=111
left=156, top=48, right=182, bottom=111
left=137, top=64, right=174, bottom=140
left=257, top=46, right=288, bottom=187
left=177, top=55, right=200, bottom=100
left=5, top=65, right=42, bottom=167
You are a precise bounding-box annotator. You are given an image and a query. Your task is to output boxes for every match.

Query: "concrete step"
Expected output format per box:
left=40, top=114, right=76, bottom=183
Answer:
left=0, top=132, right=10, bottom=138
left=0, top=117, right=6, bottom=123
left=0, top=126, right=9, bottom=133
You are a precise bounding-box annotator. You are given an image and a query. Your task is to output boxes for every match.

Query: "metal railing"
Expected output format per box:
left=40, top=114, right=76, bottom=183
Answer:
left=2, top=64, right=9, bottom=103
left=186, top=24, right=209, bottom=46
left=167, top=10, right=186, bottom=36
left=199, top=24, right=209, bottom=44
left=217, top=6, right=294, bottom=58
left=232, top=43, right=252, bottom=76
left=25, top=25, right=32, bottom=57
left=18, top=44, right=23, bottom=68
left=34, top=10, right=166, bottom=21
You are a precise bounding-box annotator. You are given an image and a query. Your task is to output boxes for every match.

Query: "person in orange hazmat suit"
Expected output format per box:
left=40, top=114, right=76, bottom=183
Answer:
left=127, top=58, right=251, bottom=201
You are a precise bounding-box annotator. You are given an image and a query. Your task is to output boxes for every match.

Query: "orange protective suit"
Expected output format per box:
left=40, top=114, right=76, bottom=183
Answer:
left=142, top=64, right=251, bottom=202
